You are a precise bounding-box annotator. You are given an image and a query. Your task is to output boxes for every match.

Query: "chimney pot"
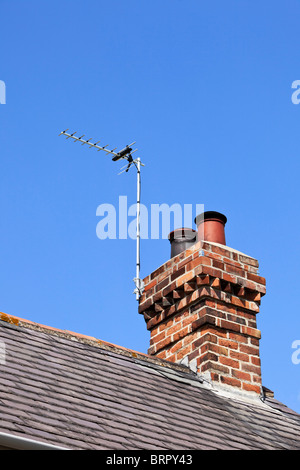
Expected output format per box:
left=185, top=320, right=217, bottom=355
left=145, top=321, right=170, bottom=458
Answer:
left=194, top=211, right=227, bottom=245
left=168, top=228, right=197, bottom=258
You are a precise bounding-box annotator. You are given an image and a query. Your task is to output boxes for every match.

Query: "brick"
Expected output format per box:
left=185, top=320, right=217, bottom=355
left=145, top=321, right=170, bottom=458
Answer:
left=157, top=268, right=173, bottom=283
left=207, top=251, right=223, bottom=261
left=191, top=313, right=217, bottom=332
left=212, top=260, right=225, bottom=270
left=232, top=370, right=251, bottom=381
left=172, top=289, right=185, bottom=300
left=148, top=345, right=156, bottom=355
left=247, top=272, right=266, bottom=285
left=173, top=252, right=187, bottom=264
left=225, top=264, right=245, bottom=277
left=245, top=301, right=260, bottom=313
left=246, top=292, right=261, bottom=302
left=146, top=315, right=160, bottom=331
left=165, top=353, right=176, bottom=363
left=227, top=313, right=246, bottom=326
left=169, top=340, right=183, bottom=355
left=219, top=319, right=241, bottom=333
left=229, top=332, right=248, bottom=343
left=241, top=326, right=261, bottom=339
left=200, top=361, right=229, bottom=375
left=219, top=357, right=240, bottom=369
left=177, top=255, right=193, bottom=270
left=219, top=338, right=239, bottom=350
left=215, top=302, right=236, bottom=315
left=153, top=290, right=163, bottom=303
left=144, top=279, right=157, bottom=292
left=155, top=349, right=166, bottom=359
left=176, top=344, right=193, bottom=361
left=202, top=299, right=217, bottom=309
left=211, top=278, right=221, bottom=289
left=186, top=346, right=200, bottom=362
left=222, top=272, right=237, bottom=284
left=183, top=331, right=198, bottom=346
left=230, top=350, right=250, bottom=363
left=156, top=336, right=173, bottom=352
left=184, top=281, right=196, bottom=293
left=201, top=325, right=227, bottom=338
left=195, top=332, right=218, bottom=346
left=138, top=297, right=153, bottom=314
left=166, top=322, right=182, bottom=336
left=186, top=256, right=212, bottom=272
left=201, top=343, right=229, bottom=357
left=241, top=363, right=261, bottom=375
left=160, top=317, right=176, bottom=330
left=176, top=269, right=196, bottom=288
left=150, top=265, right=165, bottom=281
left=201, top=242, right=212, bottom=251
left=223, top=257, right=242, bottom=268
left=143, top=274, right=151, bottom=286
left=237, top=277, right=257, bottom=290
left=239, top=254, right=259, bottom=267
left=164, top=304, right=176, bottom=318
left=210, top=245, right=232, bottom=258
left=162, top=280, right=177, bottom=297
left=220, top=376, right=241, bottom=388
left=200, top=352, right=219, bottom=363
left=156, top=276, right=170, bottom=292
left=173, top=326, right=190, bottom=342
left=252, top=374, right=262, bottom=384
left=204, top=306, right=226, bottom=320
left=150, top=325, right=160, bottom=337
left=182, top=313, right=198, bottom=328
left=171, top=267, right=185, bottom=282
left=202, top=265, right=223, bottom=279
left=151, top=330, right=166, bottom=344
left=210, top=372, right=220, bottom=382
left=154, top=302, right=164, bottom=313
left=196, top=274, right=210, bottom=286
left=242, top=383, right=261, bottom=394
left=235, top=286, right=245, bottom=297
left=251, top=356, right=261, bottom=366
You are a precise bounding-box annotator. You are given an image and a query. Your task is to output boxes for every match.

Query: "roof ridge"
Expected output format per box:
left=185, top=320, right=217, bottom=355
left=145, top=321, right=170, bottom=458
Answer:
left=0, top=311, right=190, bottom=374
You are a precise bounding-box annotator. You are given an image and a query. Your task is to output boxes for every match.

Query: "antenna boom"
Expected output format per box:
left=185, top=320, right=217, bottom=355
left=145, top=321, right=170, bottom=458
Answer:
left=59, top=128, right=145, bottom=300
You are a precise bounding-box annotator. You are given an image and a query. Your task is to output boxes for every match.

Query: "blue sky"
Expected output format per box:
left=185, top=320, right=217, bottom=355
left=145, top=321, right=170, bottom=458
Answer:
left=1, top=0, right=300, bottom=413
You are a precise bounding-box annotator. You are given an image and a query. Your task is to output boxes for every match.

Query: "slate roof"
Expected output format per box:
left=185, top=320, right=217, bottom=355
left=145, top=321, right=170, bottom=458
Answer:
left=0, top=312, right=300, bottom=450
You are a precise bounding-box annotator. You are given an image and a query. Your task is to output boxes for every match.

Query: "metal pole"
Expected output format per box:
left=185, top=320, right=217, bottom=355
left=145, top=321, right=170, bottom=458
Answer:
left=135, top=157, right=141, bottom=301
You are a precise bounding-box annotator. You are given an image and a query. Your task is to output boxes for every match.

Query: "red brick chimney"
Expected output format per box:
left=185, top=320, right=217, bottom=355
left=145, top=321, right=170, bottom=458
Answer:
left=139, top=212, right=266, bottom=396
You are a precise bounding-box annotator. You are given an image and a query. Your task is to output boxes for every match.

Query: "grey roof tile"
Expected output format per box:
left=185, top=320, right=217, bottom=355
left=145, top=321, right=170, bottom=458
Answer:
left=1, top=317, right=300, bottom=450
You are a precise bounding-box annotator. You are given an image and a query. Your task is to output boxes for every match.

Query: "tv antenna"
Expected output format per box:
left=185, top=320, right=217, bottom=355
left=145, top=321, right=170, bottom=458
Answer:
left=59, top=129, right=145, bottom=301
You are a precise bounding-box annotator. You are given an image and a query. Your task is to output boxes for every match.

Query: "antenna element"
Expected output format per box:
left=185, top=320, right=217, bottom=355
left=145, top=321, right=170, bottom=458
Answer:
left=59, top=129, right=145, bottom=300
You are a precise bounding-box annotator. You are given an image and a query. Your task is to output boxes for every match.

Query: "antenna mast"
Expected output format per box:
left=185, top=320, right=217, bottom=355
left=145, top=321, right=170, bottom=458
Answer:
left=59, top=129, right=145, bottom=301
